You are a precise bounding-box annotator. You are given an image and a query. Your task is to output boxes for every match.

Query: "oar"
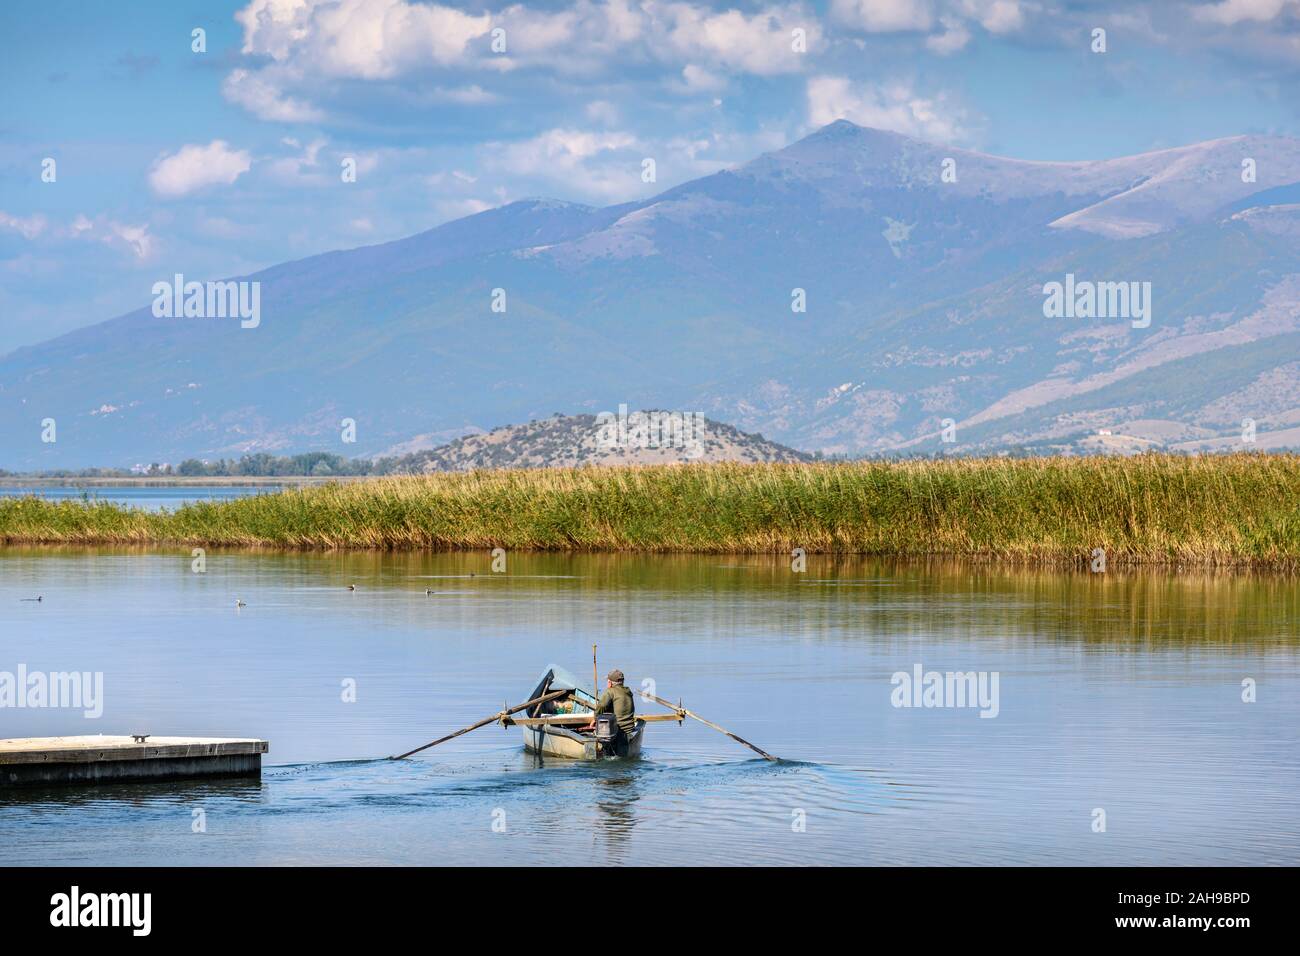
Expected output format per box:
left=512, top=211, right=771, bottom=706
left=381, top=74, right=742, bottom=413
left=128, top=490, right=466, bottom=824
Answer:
left=644, top=692, right=779, bottom=762
left=389, top=688, right=569, bottom=760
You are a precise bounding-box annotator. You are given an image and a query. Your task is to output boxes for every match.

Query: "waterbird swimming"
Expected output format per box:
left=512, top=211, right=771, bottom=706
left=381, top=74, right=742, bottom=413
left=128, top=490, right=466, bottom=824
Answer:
left=20, top=596, right=42, bottom=602
left=235, top=599, right=246, bottom=608
left=347, top=584, right=356, bottom=591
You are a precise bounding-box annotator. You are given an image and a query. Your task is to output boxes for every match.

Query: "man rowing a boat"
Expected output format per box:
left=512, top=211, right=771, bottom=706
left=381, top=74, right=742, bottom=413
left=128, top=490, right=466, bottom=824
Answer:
left=586, top=669, right=637, bottom=751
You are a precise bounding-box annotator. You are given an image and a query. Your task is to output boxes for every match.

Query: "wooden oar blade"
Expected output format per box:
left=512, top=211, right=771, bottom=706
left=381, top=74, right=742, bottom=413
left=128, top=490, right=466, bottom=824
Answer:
left=644, top=692, right=779, bottom=761
left=389, top=688, right=568, bottom=760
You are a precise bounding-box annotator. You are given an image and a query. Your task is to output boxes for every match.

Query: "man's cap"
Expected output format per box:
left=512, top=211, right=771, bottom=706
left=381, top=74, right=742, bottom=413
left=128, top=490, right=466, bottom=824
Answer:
left=606, top=669, right=624, bottom=682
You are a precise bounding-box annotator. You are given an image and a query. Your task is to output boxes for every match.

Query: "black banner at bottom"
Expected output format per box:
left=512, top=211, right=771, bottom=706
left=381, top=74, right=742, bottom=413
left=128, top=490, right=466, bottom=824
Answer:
left=0, top=866, right=1282, bottom=942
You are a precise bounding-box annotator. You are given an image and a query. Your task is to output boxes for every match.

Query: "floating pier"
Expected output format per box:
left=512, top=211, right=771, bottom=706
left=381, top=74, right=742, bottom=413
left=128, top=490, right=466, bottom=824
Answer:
left=0, top=736, right=268, bottom=788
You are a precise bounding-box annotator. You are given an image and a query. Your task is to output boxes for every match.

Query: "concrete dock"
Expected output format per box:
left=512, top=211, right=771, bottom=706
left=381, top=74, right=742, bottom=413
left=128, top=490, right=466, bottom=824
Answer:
left=0, top=736, right=268, bottom=788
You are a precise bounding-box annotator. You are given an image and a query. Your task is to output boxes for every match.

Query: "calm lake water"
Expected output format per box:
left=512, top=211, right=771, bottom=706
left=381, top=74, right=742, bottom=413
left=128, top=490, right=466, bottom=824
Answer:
left=1, top=547, right=1297, bottom=866
left=0, top=484, right=279, bottom=511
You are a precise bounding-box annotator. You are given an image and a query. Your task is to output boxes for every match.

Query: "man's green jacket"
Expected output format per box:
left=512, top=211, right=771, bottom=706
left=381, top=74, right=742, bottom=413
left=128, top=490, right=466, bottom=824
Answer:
left=594, top=684, right=637, bottom=735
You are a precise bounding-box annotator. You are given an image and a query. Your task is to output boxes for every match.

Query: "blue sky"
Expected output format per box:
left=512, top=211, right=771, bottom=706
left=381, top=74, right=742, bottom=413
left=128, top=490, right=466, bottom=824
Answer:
left=3, top=0, right=1300, bottom=349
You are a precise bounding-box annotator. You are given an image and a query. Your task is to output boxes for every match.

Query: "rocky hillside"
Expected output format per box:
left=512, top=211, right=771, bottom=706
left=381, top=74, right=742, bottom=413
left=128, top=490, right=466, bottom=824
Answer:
left=384, top=412, right=810, bottom=472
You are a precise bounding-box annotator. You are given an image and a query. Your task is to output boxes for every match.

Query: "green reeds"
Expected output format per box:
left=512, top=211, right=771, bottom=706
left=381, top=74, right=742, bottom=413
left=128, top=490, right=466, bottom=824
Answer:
left=2, top=454, right=1297, bottom=567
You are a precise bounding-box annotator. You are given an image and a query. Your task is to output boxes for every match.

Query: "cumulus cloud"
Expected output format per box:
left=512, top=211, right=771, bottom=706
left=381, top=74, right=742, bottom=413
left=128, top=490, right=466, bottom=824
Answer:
left=483, top=126, right=646, bottom=203
left=679, top=63, right=728, bottom=91
left=966, top=0, right=1025, bottom=33
left=649, top=4, right=818, bottom=74
left=149, top=141, right=253, bottom=197
left=0, top=211, right=48, bottom=240
left=806, top=76, right=968, bottom=142
left=493, top=0, right=820, bottom=77
left=2, top=211, right=153, bottom=260
left=265, top=136, right=333, bottom=184
left=830, top=0, right=934, bottom=32
left=224, top=0, right=820, bottom=122
left=479, top=122, right=797, bottom=204
left=488, top=127, right=641, bottom=193
left=925, top=15, right=971, bottom=53
left=223, top=67, right=327, bottom=123
left=236, top=0, right=493, bottom=77
left=1192, top=0, right=1293, bottom=25
left=68, top=214, right=155, bottom=259
left=103, top=222, right=155, bottom=260
left=831, top=0, right=1028, bottom=46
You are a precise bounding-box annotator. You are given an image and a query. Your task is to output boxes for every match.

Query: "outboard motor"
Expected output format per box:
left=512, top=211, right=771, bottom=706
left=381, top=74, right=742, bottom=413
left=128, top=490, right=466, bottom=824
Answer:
left=594, top=713, right=620, bottom=751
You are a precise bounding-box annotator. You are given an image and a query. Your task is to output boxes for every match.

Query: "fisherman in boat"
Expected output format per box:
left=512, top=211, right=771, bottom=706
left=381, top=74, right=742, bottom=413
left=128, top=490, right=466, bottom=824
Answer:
left=586, top=669, right=637, bottom=753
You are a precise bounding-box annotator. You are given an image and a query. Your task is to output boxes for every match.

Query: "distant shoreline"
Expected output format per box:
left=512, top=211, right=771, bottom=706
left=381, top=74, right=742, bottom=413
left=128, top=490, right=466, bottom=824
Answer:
left=0, top=476, right=373, bottom=488
left=2, top=455, right=1298, bottom=569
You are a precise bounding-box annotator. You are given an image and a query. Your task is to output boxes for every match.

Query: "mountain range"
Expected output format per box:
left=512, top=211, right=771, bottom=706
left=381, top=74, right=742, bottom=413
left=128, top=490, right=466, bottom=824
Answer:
left=4, top=119, right=1300, bottom=469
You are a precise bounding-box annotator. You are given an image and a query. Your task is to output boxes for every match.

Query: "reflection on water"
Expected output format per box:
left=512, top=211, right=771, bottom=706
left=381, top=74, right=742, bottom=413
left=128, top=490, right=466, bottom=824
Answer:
left=1, top=546, right=1297, bottom=865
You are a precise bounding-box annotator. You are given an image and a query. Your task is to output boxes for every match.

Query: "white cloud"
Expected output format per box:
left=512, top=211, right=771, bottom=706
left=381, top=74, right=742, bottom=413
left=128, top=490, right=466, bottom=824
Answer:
left=106, top=222, right=155, bottom=260
left=832, top=0, right=1028, bottom=45
left=830, top=0, right=933, bottom=32
left=223, top=67, right=326, bottom=123
left=964, top=0, right=1025, bottom=34
left=479, top=122, right=800, bottom=205
left=1192, top=0, right=1292, bottom=24
left=236, top=0, right=491, bottom=78
left=2, top=210, right=152, bottom=260
left=149, top=141, right=253, bottom=197
left=491, top=128, right=639, bottom=175
left=66, top=214, right=155, bottom=259
left=680, top=63, right=727, bottom=91
left=806, top=76, right=968, bottom=142
left=0, top=211, right=48, bottom=240
left=925, top=15, right=971, bottom=53
left=233, top=0, right=317, bottom=61
left=266, top=137, right=329, bottom=183
left=224, top=0, right=820, bottom=122
left=485, top=127, right=649, bottom=202
left=652, top=4, right=819, bottom=74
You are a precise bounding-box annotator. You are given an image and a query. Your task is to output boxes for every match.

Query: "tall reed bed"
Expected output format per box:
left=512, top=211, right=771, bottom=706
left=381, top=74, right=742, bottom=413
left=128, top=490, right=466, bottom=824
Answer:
left=1, top=454, right=1297, bottom=567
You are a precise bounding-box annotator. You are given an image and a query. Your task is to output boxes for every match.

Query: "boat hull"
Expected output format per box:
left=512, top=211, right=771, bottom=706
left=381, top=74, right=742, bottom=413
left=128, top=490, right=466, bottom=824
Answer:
left=521, top=720, right=645, bottom=760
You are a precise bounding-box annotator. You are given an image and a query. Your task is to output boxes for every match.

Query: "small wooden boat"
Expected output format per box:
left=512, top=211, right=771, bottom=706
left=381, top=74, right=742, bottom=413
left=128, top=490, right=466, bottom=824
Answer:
left=388, top=654, right=777, bottom=763
left=515, top=665, right=645, bottom=760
